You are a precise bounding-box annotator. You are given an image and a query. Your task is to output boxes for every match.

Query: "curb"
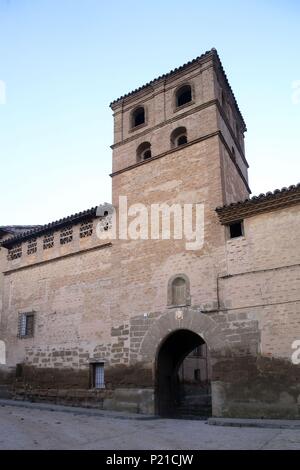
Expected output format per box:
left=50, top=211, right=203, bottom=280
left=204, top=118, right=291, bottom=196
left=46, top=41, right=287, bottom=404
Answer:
left=0, top=398, right=159, bottom=421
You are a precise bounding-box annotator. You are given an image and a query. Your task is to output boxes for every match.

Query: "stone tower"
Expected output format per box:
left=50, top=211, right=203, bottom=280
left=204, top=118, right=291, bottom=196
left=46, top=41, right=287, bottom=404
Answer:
left=109, top=48, right=250, bottom=325
left=107, top=49, right=252, bottom=416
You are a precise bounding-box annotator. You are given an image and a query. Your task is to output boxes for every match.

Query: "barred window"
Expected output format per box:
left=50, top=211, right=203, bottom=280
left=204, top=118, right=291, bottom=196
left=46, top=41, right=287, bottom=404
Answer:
left=7, top=244, right=22, bottom=261
left=27, top=238, right=37, bottom=255
left=60, top=227, right=73, bottom=245
left=91, top=363, right=105, bottom=389
left=18, top=312, right=35, bottom=338
left=79, top=221, right=93, bottom=238
left=43, top=233, right=54, bottom=250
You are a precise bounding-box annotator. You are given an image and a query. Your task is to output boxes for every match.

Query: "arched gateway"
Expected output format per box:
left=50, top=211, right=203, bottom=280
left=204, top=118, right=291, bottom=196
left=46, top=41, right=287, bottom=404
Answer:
left=139, top=308, right=228, bottom=418
left=156, top=329, right=211, bottom=417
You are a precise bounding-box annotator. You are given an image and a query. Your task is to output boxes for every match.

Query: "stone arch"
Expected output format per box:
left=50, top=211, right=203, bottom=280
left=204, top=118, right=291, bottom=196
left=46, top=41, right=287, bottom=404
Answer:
left=139, top=308, right=227, bottom=363
left=139, top=309, right=228, bottom=417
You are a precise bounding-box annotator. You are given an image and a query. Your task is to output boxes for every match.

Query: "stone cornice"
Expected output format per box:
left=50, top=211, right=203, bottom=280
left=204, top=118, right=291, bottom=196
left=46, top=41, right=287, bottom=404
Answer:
left=1, top=207, right=102, bottom=248
left=110, top=130, right=251, bottom=194
left=110, top=49, right=213, bottom=108
left=111, top=99, right=217, bottom=150
left=3, top=242, right=112, bottom=275
left=110, top=48, right=246, bottom=131
left=111, top=98, right=248, bottom=168
left=215, top=100, right=248, bottom=168
left=216, top=184, right=300, bottom=224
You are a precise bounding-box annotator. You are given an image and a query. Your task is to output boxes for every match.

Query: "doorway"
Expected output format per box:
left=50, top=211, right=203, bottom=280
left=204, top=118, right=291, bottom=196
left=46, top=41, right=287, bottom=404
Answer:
left=155, top=329, right=211, bottom=418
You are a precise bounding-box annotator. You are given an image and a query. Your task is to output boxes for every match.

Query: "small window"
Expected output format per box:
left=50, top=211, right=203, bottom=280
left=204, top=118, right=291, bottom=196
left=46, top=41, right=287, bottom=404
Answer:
left=18, top=312, right=35, bottom=338
left=193, top=346, right=203, bottom=357
left=194, top=369, right=201, bottom=382
left=168, top=273, right=190, bottom=306
left=80, top=221, right=93, bottom=238
left=137, top=142, right=152, bottom=162
left=177, top=135, right=187, bottom=146
left=91, top=363, right=105, bottom=389
left=43, top=233, right=54, bottom=250
left=132, top=106, right=145, bottom=128
left=170, top=127, right=187, bottom=148
left=229, top=221, right=243, bottom=239
left=172, top=277, right=187, bottom=306
left=176, top=85, right=192, bottom=107
left=7, top=243, right=22, bottom=261
left=60, top=227, right=73, bottom=245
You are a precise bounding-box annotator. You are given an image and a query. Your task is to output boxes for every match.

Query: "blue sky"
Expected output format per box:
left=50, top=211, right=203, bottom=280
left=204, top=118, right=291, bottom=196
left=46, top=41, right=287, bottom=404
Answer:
left=0, top=0, right=299, bottom=225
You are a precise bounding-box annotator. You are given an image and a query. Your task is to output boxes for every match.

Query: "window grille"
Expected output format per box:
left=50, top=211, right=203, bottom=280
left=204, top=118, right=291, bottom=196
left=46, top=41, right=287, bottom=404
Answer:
left=18, top=312, right=35, bottom=338
left=7, top=244, right=22, bottom=261
left=60, top=227, right=73, bottom=245
left=79, top=221, right=93, bottom=238
left=27, top=238, right=37, bottom=255
left=93, top=363, right=105, bottom=389
left=43, top=233, right=54, bottom=250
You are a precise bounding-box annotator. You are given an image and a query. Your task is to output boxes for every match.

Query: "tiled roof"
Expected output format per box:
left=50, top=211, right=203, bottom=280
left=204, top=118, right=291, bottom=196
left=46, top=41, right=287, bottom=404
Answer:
left=216, top=183, right=300, bottom=224
left=1, top=207, right=100, bottom=248
left=0, top=225, right=41, bottom=236
left=110, top=48, right=246, bottom=130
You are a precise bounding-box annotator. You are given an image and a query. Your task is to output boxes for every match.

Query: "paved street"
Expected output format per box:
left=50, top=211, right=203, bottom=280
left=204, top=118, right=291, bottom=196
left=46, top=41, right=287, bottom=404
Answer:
left=0, top=402, right=299, bottom=450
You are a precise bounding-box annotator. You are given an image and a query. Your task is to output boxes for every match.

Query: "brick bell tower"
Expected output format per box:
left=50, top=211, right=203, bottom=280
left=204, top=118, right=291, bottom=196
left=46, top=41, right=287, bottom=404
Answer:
left=107, top=49, right=251, bottom=367
left=110, top=48, right=250, bottom=210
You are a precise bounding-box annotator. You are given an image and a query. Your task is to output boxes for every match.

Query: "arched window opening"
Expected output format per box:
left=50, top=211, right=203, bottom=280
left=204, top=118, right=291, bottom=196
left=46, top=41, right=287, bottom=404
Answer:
left=172, top=277, right=187, bottom=306
left=177, top=135, right=187, bottom=146
left=143, top=150, right=152, bottom=160
left=167, top=273, right=191, bottom=306
left=170, top=127, right=188, bottom=148
left=132, top=106, right=145, bottom=128
left=176, top=85, right=192, bottom=107
left=137, top=142, right=152, bottom=162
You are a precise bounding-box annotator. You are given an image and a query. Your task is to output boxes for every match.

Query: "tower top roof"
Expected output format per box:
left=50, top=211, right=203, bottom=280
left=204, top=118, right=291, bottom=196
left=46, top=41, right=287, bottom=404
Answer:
left=110, top=48, right=246, bottom=131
